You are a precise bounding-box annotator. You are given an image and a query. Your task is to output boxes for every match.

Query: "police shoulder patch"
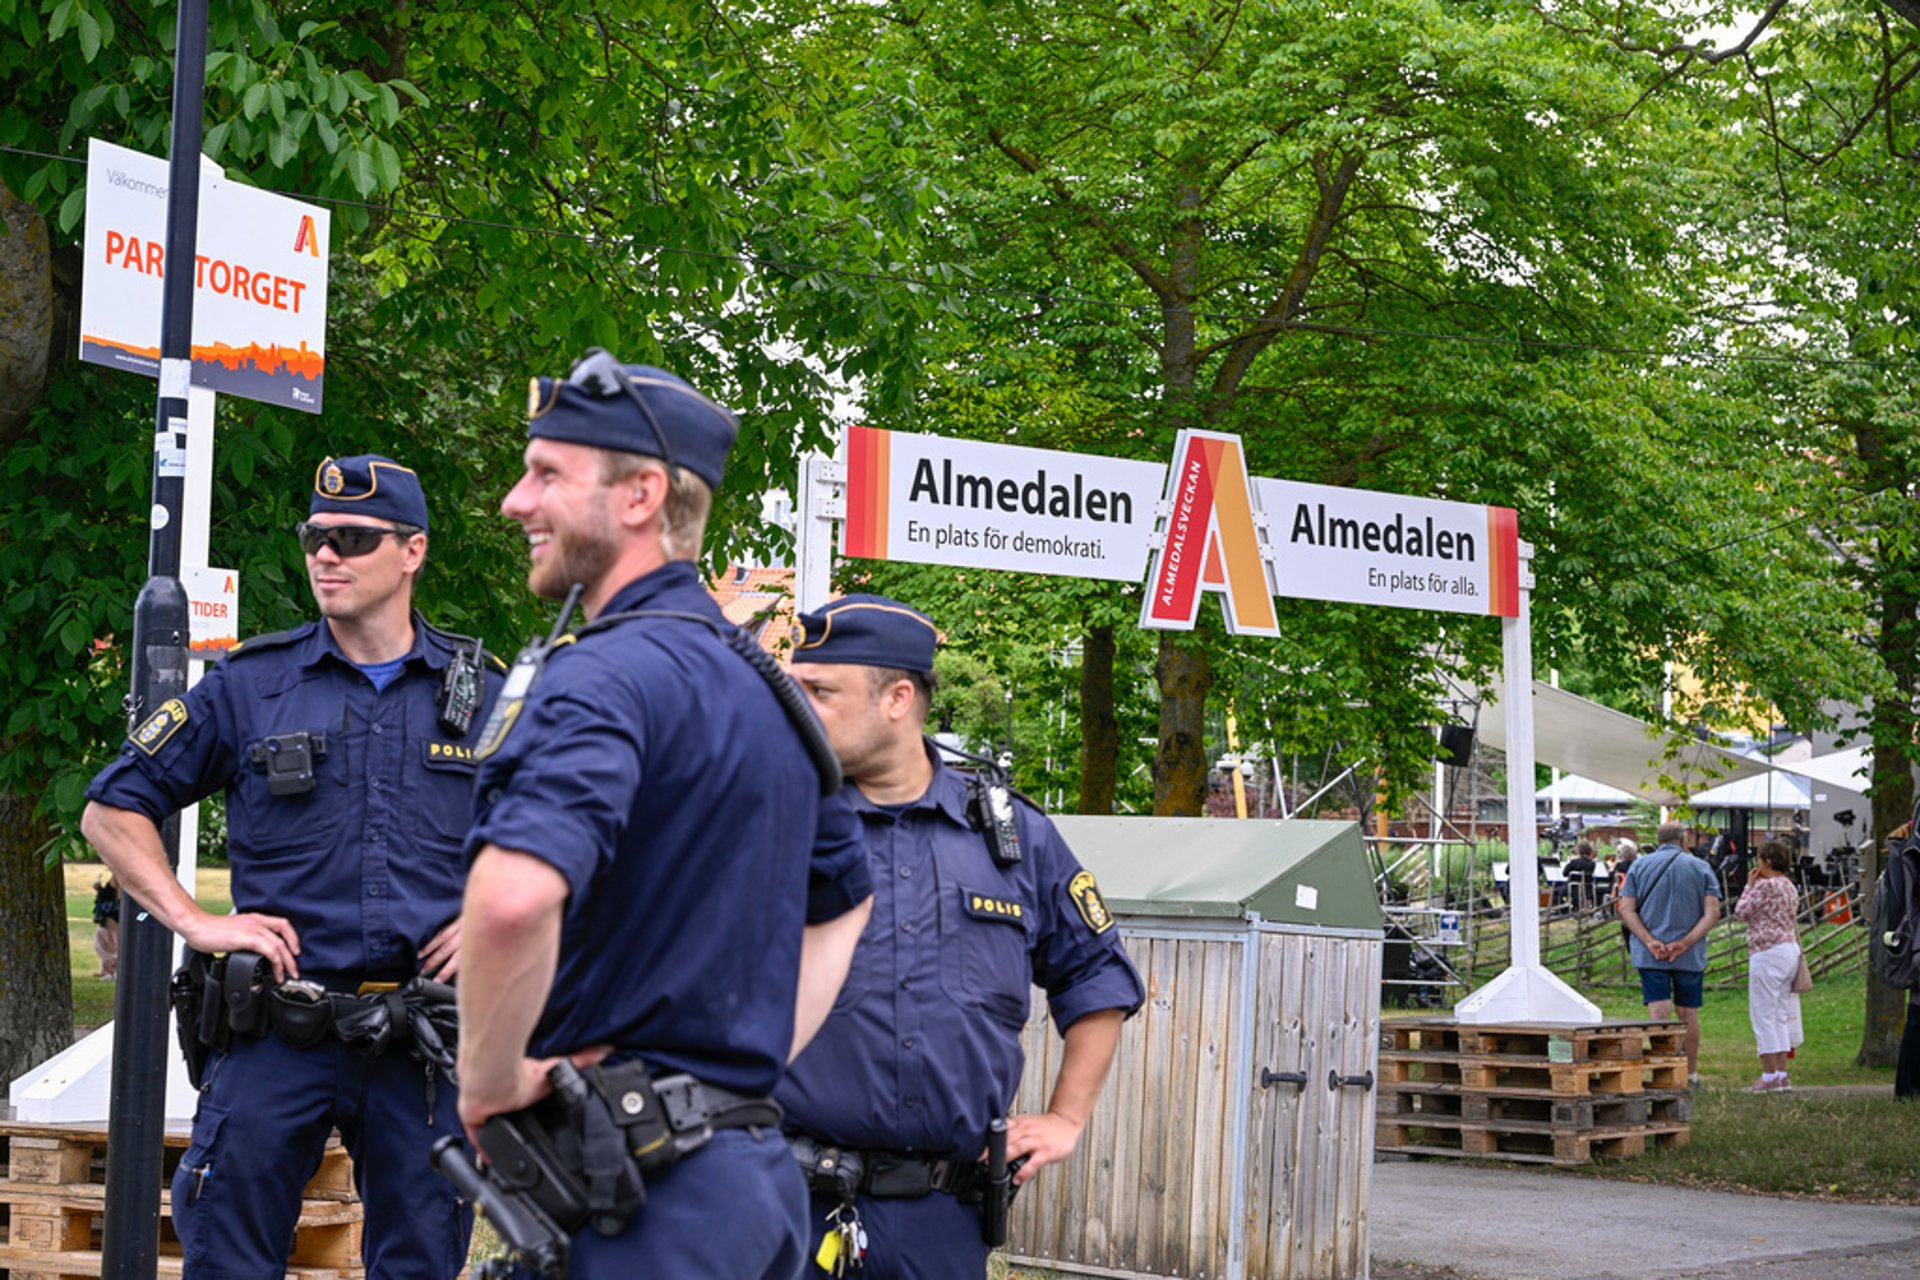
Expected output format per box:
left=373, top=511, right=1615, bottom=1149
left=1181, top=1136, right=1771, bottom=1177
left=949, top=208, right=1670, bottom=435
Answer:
left=131, top=698, right=190, bottom=756
left=1068, top=869, right=1114, bottom=935
left=473, top=698, right=524, bottom=761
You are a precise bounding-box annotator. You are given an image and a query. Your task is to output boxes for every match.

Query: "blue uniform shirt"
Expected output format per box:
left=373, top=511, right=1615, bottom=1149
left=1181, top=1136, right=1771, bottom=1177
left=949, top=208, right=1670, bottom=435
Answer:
left=86, top=616, right=505, bottom=978
left=464, top=561, right=872, bottom=1097
left=1622, top=845, right=1722, bottom=972
left=777, top=745, right=1145, bottom=1158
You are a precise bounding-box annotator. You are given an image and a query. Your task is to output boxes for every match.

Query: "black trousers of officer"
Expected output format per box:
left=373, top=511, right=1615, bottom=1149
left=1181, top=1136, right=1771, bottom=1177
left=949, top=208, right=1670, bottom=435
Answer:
left=173, top=1032, right=471, bottom=1280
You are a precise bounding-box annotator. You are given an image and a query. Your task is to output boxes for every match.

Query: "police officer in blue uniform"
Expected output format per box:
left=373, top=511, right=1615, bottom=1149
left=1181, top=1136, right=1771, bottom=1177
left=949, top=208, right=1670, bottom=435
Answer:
left=455, top=351, right=874, bottom=1279
left=81, top=455, right=507, bottom=1280
left=779, top=596, right=1145, bottom=1279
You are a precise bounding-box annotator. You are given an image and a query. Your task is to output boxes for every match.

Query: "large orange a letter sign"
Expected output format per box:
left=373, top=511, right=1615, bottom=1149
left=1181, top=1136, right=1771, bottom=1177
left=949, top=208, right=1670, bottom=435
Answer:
left=1139, top=431, right=1279, bottom=636
left=293, top=215, right=321, bottom=257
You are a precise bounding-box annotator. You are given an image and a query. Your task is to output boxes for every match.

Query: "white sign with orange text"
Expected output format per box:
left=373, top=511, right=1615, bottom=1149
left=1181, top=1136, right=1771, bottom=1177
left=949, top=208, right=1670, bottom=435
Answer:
left=184, top=566, right=240, bottom=655
left=79, top=138, right=329, bottom=412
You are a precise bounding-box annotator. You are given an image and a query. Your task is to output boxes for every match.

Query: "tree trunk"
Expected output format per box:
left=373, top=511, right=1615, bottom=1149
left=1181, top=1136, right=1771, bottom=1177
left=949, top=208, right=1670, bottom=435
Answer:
left=1153, top=634, right=1211, bottom=815
left=0, top=183, right=53, bottom=449
left=1078, top=623, right=1118, bottom=814
left=1858, top=840, right=1906, bottom=1067
left=1857, top=416, right=1916, bottom=1067
left=0, top=783, right=76, bottom=1080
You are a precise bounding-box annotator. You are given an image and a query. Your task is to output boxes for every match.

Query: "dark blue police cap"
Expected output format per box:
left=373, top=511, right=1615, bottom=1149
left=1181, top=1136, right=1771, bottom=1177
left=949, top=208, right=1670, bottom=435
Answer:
left=309, top=455, right=430, bottom=531
left=526, top=349, right=739, bottom=491
left=791, top=594, right=940, bottom=675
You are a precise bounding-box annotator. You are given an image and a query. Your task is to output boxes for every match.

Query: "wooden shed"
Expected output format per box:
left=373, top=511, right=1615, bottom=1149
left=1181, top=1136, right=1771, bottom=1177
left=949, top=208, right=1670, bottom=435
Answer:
left=1009, top=817, right=1384, bottom=1280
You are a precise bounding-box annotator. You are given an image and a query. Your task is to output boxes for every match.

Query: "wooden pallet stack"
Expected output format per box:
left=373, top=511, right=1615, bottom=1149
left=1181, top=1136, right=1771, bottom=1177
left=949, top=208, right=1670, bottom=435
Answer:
left=1374, top=1019, right=1692, bottom=1166
left=0, top=1120, right=362, bottom=1280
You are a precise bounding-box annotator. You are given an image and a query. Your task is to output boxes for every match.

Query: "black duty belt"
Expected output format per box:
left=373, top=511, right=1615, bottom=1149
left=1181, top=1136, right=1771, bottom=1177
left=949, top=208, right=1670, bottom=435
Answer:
left=601, top=1062, right=785, bottom=1137
left=465, top=1058, right=782, bottom=1247
left=789, top=1134, right=987, bottom=1204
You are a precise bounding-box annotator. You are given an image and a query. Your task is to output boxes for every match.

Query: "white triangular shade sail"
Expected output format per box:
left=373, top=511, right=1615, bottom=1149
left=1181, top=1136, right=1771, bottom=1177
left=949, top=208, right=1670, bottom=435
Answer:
left=1789, top=745, right=1871, bottom=794
left=1475, top=681, right=1770, bottom=805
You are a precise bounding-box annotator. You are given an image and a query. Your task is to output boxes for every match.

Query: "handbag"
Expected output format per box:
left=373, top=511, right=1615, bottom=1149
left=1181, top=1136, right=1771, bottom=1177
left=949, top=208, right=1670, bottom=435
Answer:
left=1791, top=950, right=1813, bottom=994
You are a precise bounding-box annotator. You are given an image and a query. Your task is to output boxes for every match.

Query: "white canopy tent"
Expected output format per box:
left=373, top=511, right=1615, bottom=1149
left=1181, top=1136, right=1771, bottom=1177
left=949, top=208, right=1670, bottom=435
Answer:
left=1476, top=680, right=1771, bottom=803
left=1689, top=769, right=1812, bottom=811
left=1535, top=774, right=1635, bottom=806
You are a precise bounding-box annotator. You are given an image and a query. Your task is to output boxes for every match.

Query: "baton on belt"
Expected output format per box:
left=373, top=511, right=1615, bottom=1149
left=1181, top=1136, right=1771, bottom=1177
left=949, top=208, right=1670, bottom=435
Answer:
left=982, top=1118, right=1012, bottom=1248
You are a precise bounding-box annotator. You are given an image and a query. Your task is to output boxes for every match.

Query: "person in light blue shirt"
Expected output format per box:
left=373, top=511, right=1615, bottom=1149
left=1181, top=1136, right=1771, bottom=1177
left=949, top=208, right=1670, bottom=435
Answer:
left=1618, top=820, right=1723, bottom=1085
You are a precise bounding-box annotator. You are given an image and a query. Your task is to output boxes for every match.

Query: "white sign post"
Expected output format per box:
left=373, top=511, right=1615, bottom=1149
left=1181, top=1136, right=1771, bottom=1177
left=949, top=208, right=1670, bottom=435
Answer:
left=12, top=140, right=324, bottom=1124
left=1452, top=541, right=1600, bottom=1023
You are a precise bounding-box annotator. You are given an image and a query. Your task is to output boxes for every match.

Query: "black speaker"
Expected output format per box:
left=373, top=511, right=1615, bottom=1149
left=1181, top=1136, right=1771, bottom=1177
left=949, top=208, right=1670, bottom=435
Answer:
left=1437, top=723, right=1476, bottom=765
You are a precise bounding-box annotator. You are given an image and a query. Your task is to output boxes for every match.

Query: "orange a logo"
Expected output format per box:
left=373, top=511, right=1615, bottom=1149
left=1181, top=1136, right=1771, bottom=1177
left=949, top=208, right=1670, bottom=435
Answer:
left=293, top=215, right=321, bottom=257
left=1139, top=430, right=1279, bottom=636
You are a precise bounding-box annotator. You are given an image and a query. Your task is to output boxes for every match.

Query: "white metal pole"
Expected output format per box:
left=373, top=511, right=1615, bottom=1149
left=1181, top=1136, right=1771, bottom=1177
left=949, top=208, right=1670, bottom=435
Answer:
left=1548, top=668, right=1562, bottom=823
left=1504, top=560, right=1541, bottom=970
left=794, top=450, right=841, bottom=614
left=174, top=384, right=216, bottom=913
left=1453, top=539, right=1601, bottom=1023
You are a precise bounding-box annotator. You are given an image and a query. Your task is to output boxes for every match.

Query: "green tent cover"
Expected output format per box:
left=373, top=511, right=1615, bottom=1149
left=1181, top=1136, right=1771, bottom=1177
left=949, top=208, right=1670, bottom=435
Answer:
left=1051, top=816, right=1383, bottom=931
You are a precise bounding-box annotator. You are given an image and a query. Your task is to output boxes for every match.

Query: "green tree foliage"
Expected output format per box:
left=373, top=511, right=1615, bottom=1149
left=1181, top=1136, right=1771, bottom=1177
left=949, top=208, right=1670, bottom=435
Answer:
left=0, top=1, right=936, bottom=1071
left=835, top=0, right=1885, bottom=817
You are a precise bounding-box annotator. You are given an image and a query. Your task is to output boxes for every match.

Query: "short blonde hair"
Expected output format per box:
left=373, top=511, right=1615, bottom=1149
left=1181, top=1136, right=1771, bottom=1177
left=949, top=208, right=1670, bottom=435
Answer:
left=599, top=450, right=713, bottom=561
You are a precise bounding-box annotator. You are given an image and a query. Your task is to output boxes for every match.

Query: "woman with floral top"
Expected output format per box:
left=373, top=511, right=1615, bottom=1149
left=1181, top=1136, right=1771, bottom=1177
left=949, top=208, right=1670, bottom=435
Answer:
left=1734, top=840, right=1805, bottom=1092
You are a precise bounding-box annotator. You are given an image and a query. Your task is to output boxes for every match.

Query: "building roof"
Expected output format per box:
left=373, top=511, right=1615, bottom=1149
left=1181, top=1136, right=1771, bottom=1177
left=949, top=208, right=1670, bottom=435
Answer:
left=1050, top=816, right=1382, bottom=931
left=707, top=565, right=795, bottom=656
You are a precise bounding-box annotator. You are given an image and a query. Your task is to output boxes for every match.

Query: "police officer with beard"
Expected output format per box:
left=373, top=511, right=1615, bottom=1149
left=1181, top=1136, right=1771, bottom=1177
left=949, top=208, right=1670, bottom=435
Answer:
left=455, top=352, right=874, bottom=1278
left=82, top=455, right=505, bottom=1280
left=779, top=595, right=1144, bottom=1278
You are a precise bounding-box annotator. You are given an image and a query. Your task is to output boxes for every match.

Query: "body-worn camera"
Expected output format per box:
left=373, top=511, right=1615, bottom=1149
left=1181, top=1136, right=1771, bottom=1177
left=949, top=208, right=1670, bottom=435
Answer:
left=250, top=731, right=327, bottom=796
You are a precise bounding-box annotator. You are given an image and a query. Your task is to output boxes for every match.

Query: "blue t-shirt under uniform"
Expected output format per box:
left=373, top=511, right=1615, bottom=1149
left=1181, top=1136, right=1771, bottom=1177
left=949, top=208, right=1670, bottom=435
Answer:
left=1621, top=846, right=1722, bottom=972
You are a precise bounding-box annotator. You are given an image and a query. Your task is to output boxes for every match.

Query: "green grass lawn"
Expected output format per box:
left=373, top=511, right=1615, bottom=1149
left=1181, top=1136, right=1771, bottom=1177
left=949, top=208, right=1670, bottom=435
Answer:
left=1566, top=1087, right=1920, bottom=1202
left=1390, top=975, right=1918, bottom=1201
left=64, top=859, right=233, bottom=1033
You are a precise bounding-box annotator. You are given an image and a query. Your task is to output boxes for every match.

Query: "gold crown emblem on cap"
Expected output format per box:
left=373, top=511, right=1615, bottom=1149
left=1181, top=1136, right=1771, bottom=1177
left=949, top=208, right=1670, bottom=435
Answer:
left=322, top=461, right=344, bottom=495
left=528, top=377, right=559, bottom=420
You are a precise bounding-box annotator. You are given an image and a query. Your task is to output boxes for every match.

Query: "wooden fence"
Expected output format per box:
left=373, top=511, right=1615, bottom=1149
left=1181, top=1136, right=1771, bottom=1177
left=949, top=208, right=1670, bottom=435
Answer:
left=1464, top=890, right=1866, bottom=991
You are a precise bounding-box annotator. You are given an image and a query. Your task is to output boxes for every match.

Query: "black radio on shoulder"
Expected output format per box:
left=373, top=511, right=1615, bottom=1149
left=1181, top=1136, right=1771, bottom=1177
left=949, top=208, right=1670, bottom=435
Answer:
left=939, top=737, right=1024, bottom=869
left=967, top=774, right=1023, bottom=868
left=250, top=731, right=326, bottom=796
left=439, top=640, right=484, bottom=736
left=942, top=739, right=1025, bottom=867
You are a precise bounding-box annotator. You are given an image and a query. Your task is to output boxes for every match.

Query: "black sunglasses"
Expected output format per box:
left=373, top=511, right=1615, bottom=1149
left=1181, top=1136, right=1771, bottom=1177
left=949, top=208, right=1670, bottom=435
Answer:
left=296, top=522, right=411, bottom=558
left=566, top=347, right=678, bottom=473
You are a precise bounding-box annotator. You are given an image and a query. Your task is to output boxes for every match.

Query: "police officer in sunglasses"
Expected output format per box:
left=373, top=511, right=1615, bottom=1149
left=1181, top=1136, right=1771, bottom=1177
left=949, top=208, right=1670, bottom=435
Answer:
left=82, top=454, right=506, bottom=1280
